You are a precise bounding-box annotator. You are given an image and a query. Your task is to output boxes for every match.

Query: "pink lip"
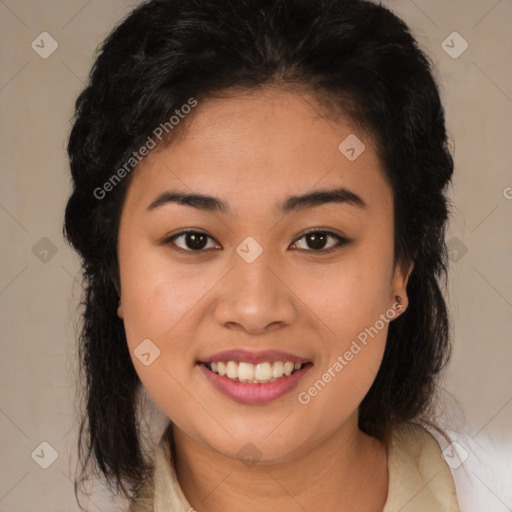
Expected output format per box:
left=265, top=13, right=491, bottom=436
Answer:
left=198, top=348, right=311, bottom=365
left=198, top=362, right=313, bottom=404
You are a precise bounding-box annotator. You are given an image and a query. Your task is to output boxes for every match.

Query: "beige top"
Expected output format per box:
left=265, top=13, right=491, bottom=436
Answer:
left=129, top=422, right=460, bottom=511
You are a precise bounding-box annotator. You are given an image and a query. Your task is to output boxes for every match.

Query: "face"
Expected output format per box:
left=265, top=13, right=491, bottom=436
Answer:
left=117, top=88, right=411, bottom=464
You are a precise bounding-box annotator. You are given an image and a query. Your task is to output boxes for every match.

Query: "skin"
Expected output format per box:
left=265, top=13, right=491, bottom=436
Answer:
left=117, top=87, right=413, bottom=511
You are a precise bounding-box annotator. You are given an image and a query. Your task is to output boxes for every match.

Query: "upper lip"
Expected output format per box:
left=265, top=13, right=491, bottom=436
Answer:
left=198, top=349, right=312, bottom=365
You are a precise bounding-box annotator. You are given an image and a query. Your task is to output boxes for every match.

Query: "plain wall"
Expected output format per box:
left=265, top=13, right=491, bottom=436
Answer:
left=1, top=0, right=511, bottom=510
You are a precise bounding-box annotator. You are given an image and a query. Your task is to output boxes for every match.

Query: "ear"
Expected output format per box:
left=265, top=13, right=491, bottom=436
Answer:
left=117, top=300, right=124, bottom=319
left=390, top=260, right=414, bottom=312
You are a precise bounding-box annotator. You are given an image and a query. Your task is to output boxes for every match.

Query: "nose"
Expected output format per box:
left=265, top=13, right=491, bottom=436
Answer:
left=213, top=249, right=299, bottom=335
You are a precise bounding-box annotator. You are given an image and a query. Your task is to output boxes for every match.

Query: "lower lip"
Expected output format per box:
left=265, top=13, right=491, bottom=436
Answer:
left=198, top=362, right=313, bottom=404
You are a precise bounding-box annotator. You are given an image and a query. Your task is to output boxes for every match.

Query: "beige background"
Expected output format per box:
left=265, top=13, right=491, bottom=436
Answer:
left=1, top=0, right=511, bottom=510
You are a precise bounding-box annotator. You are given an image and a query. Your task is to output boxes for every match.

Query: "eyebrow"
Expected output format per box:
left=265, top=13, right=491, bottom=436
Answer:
left=147, top=186, right=367, bottom=215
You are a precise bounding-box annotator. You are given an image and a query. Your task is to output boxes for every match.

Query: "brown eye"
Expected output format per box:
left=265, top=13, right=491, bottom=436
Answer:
left=166, top=231, right=219, bottom=251
left=292, top=230, right=350, bottom=254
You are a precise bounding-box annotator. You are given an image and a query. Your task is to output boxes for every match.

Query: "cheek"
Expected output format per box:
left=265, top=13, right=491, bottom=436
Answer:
left=119, top=244, right=199, bottom=343
left=290, top=250, right=393, bottom=419
left=290, top=253, right=393, bottom=342
left=297, top=321, right=388, bottom=436
left=119, top=253, right=204, bottom=416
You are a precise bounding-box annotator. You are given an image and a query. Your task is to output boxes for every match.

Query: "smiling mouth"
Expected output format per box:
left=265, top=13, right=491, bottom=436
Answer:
left=199, top=360, right=313, bottom=384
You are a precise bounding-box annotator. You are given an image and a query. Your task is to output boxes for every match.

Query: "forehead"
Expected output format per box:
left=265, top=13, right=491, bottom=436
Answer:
left=124, top=88, right=392, bottom=217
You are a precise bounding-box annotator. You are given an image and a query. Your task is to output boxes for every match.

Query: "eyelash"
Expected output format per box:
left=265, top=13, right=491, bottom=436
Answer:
left=163, top=229, right=351, bottom=255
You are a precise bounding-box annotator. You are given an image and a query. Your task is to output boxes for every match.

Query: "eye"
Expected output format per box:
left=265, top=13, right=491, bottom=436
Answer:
left=164, top=230, right=220, bottom=252
left=291, top=230, right=350, bottom=254
left=163, top=229, right=351, bottom=254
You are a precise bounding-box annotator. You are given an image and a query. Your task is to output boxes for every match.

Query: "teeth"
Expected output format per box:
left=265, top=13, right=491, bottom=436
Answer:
left=272, top=361, right=284, bottom=379
left=283, top=362, right=294, bottom=376
left=226, top=361, right=238, bottom=379
left=255, top=362, right=272, bottom=381
left=239, top=362, right=255, bottom=381
left=206, top=360, right=305, bottom=383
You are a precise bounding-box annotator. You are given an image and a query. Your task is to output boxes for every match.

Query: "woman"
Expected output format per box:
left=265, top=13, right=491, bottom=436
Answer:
left=64, top=0, right=461, bottom=510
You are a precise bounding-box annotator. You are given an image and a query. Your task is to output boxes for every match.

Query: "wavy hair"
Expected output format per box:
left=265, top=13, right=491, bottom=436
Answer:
left=63, top=0, right=454, bottom=507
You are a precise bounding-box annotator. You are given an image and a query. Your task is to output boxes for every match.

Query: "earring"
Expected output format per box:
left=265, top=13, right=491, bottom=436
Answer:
left=394, top=295, right=403, bottom=312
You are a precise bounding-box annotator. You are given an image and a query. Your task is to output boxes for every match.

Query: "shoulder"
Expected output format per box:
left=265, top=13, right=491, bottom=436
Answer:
left=127, top=425, right=194, bottom=512
left=383, top=422, right=460, bottom=512
left=427, top=424, right=512, bottom=512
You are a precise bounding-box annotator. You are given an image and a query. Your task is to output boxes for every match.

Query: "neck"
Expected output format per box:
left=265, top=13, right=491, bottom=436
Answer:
left=169, top=413, right=389, bottom=512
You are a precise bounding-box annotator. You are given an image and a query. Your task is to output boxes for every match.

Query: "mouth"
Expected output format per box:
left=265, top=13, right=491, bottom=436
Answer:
left=198, top=360, right=313, bottom=384
left=196, top=359, right=314, bottom=404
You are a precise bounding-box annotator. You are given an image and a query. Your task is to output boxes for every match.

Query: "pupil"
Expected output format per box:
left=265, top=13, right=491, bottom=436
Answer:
left=307, top=232, right=327, bottom=250
left=187, top=232, right=207, bottom=250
